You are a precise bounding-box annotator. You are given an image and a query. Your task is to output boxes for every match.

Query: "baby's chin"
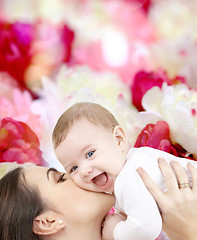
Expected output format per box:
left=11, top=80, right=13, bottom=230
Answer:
left=85, top=185, right=113, bottom=194
left=96, top=183, right=114, bottom=194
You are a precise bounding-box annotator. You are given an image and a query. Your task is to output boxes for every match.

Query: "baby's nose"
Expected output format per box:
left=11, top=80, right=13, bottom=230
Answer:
left=80, top=165, right=93, bottom=178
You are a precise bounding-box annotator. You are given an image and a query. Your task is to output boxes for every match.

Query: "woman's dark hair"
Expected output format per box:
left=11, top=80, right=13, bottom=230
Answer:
left=0, top=167, right=46, bottom=240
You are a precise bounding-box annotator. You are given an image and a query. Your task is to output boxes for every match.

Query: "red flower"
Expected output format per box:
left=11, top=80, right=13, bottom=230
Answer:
left=130, top=70, right=185, bottom=111
left=61, top=24, right=75, bottom=63
left=134, top=121, right=195, bottom=160
left=0, top=117, right=44, bottom=165
left=0, top=21, right=34, bottom=90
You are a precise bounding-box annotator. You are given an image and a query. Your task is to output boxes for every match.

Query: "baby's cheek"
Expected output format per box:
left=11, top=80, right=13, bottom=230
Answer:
left=65, top=172, right=71, bottom=179
left=72, top=175, right=84, bottom=188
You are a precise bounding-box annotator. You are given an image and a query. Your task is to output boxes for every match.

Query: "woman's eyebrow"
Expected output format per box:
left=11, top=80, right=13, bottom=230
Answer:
left=47, top=168, right=58, bottom=180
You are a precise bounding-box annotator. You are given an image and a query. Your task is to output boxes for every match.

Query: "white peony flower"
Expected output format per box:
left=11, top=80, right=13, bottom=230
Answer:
left=142, top=83, right=197, bottom=156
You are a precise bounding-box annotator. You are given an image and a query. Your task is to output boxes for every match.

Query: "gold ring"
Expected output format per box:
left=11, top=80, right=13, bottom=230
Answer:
left=178, top=181, right=190, bottom=189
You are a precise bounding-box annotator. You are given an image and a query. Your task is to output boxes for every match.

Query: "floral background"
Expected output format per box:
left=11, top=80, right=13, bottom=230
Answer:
left=0, top=0, right=197, bottom=238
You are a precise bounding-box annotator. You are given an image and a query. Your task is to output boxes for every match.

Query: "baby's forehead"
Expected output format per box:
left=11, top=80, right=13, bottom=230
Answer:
left=70, top=118, right=100, bottom=129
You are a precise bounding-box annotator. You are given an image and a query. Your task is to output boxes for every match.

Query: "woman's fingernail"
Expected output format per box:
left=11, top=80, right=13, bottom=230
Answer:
left=188, top=163, right=193, bottom=168
left=170, top=160, right=176, bottom=166
left=137, top=167, right=143, bottom=176
left=158, top=158, right=163, bottom=163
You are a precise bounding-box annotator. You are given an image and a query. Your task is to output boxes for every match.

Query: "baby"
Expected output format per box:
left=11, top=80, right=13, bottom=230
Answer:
left=52, top=102, right=197, bottom=240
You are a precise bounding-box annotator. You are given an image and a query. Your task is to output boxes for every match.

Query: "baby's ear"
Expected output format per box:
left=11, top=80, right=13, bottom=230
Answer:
left=33, top=210, right=65, bottom=236
left=112, top=125, right=127, bottom=150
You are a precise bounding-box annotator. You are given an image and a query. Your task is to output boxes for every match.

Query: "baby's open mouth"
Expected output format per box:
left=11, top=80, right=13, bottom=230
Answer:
left=92, top=172, right=108, bottom=186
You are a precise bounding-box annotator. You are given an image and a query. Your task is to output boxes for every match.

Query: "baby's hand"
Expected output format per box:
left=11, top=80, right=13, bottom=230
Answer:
left=102, top=213, right=125, bottom=240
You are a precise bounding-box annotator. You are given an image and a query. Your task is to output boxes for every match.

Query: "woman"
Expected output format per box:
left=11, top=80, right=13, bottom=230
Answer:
left=138, top=158, right=197, bottom=240
left=1, top=162, right=197, bottom=240
left=0, top=165, right=115, bottom=240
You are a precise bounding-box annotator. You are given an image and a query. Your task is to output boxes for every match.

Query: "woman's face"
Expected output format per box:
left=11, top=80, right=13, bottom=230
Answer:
left=24, top=166, right=115, bottom=224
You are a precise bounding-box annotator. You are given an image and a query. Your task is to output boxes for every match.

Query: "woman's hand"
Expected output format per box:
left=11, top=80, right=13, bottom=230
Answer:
left=137, top=158, right=197, bottom=240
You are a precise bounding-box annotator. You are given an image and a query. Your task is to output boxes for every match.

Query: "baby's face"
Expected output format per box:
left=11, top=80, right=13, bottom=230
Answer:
left=55, top=118, right=127, bottom=193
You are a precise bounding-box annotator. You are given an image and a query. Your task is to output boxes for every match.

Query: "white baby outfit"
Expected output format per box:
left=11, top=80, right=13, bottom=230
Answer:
left=113, top=147, right=197, bottom=240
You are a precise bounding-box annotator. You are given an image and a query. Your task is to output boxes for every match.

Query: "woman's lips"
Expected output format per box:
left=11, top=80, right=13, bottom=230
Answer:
left=92, top=172, right=112, bottom=191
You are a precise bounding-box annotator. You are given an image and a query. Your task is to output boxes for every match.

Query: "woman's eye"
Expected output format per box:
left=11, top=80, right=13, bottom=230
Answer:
left=71, top=166, right=78, bottom=173
left=57, top=173, right=66, bottom=183
left=86, top=150, right=95, bottom=159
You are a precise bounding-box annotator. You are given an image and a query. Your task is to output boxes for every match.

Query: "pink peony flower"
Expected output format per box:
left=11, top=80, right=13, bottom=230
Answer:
left=0, top=21, right=34, bottom=90
left=24, top=21, right=75, bottom=89
left=72, top=0, right=155, bottom=85
left=131, top=70, right=185, bottom=111
left=0, top=20, right=75, bottom=92
left=123, top=0, right=152, bottom=13
left=0, top=117, right=44, bottom=165
left=134, top=121, right=195, bottom=160
left=32, top=21, right=75, bottom=64
left=0, top=87, right=43, bottom=139
left=0, top=72, right=19, bottom=99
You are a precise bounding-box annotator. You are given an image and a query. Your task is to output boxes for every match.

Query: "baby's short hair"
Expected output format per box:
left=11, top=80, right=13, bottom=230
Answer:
left=52, top=102, right=119, bottom=149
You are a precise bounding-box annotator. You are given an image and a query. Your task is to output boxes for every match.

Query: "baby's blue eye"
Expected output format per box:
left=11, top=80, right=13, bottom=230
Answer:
left=71, top=166, right=78, bottom=173
left=86, top=151, right=95, bottom=158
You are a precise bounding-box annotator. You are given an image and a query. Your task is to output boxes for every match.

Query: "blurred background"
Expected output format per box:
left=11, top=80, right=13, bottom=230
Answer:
left=0, top=0, right=197, bottom=174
